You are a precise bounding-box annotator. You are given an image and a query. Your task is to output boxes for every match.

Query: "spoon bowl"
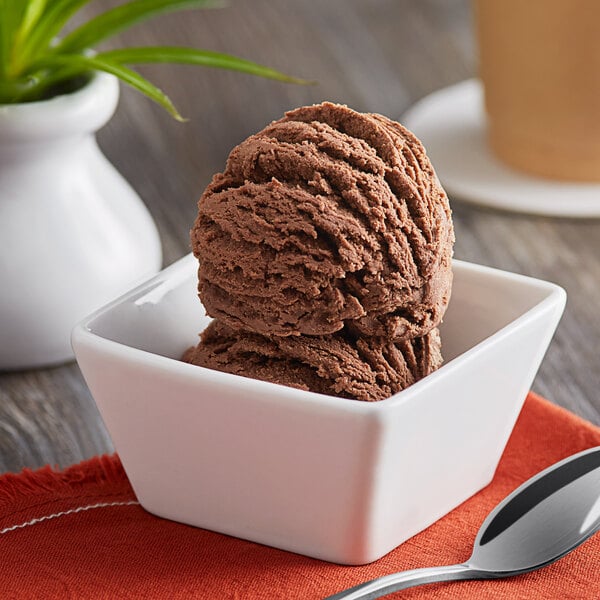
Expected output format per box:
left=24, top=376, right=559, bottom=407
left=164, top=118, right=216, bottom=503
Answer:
left=326, top=446, right=600, bottom=599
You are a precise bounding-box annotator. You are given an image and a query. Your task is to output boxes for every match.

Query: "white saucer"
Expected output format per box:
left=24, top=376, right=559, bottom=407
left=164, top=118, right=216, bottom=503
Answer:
left=402, top=79, right=600, bottom=218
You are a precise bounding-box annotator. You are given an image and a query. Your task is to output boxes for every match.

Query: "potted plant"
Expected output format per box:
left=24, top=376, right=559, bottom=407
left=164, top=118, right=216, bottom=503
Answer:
left=0, top=0, right=304, bottom=370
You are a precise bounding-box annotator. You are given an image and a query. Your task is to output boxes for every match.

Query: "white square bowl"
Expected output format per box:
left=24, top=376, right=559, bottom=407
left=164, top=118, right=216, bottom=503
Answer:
left=72, top=254, right=565, bottom=565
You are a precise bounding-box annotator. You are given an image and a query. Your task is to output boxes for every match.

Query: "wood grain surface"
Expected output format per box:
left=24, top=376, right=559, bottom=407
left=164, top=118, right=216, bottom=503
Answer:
left=1, top=0, right=599, bottom=474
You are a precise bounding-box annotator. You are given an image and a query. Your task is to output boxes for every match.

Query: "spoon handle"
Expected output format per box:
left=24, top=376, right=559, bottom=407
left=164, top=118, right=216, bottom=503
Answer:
left=324, top=563, right=483, bottom=599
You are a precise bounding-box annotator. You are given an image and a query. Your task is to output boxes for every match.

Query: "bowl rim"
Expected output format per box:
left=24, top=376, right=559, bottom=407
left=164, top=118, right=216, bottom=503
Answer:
left=72, top=254, right=566, bottom=414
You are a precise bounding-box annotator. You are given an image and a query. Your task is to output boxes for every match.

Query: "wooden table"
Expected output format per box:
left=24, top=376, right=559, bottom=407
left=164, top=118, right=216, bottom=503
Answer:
left=1, top=0, right=599, bottom=475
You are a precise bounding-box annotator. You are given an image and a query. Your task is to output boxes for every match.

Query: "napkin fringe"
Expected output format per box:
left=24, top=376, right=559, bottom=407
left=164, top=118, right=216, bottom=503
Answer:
left=0, top=454, right=130, bottom=507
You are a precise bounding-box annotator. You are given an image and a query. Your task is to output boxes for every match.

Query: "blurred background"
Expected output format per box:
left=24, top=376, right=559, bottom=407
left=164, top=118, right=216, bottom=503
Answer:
left=2, top=0, right=599, bottom=472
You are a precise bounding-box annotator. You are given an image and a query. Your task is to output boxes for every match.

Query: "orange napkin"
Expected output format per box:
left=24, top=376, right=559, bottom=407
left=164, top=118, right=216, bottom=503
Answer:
left=0, top=392, right=598, bottom=599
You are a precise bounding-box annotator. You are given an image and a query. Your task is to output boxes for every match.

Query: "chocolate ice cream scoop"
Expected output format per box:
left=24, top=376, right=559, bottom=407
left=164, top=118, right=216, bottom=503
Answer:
left=183, top=320, right=443, bottom=402
left=192, top=102, right=454, bottom=340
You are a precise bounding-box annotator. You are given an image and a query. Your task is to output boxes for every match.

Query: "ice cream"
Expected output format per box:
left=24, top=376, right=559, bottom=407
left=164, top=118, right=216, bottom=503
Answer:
left=192, top=102, right=454, bottom=340
left=183, top=320, right=443, bottom=402
left=186, top=102, right=454, bottom=401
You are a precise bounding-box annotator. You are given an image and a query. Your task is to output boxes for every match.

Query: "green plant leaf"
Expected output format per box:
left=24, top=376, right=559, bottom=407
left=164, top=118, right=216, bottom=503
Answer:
left=1, top=0, right=310, bottom=107
left=31, top=54, right=184, bottom=120
left=0, top=0, right=27, bottom=77
left=57, top=0, right=219, bottom=54
left=98, top=46, right=311, bottom=84
left=9, top=0, right=48, bottom=75
left=0, top=77, right=40, bottom=104
left=16, top=0, right=93, bottom=71
left=14, top=0, right=48, bottom=44
left=10, top=65, right=82, bottom=103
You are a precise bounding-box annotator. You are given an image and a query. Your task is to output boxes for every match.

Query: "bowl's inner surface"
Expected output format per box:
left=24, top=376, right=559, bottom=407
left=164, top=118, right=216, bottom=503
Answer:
left=86, top=258, right=554, bottom=366
left=439, top=263, right=552, bottom=362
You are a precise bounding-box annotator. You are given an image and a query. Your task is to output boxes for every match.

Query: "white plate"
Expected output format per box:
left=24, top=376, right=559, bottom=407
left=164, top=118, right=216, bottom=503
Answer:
left=402, top=79, right=600, bottom=218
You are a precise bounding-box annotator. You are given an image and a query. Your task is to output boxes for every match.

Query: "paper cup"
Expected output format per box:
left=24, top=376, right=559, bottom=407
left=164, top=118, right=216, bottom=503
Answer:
left=473, top=0, right=600, bottom=182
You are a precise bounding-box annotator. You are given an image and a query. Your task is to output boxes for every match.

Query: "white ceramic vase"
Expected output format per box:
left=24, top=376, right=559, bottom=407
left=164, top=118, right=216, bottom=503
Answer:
left=0, top=72, right=162, bottom=370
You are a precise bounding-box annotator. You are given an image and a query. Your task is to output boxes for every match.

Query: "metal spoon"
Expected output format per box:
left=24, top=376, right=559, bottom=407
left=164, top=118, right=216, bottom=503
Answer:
left=326, top=446, right=600, bottom=600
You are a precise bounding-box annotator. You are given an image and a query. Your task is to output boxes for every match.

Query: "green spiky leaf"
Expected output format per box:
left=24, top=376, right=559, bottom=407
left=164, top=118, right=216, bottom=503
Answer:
left=31, top=54, right=184, bottom=120
left=16, top=0, right=93, bottom=70
left=0, top=0, right=27, bottom=77
left=14, top=0, right=48, bottom=44
left=0, top=0, right=310, bottom=114
left=98, top=46, right=311, bottom=84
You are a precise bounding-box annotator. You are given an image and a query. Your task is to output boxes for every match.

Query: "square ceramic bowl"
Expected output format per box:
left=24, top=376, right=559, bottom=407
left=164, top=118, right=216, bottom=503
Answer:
left=72, top=254, right=565, bottom=565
